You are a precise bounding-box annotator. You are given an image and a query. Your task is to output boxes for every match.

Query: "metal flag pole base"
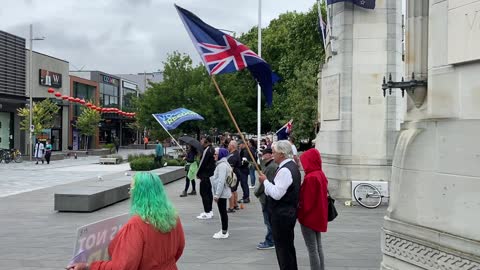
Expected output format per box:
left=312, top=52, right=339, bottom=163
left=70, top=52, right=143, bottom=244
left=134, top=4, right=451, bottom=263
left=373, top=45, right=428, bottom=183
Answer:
left=210, top=76, right=261, bottom=173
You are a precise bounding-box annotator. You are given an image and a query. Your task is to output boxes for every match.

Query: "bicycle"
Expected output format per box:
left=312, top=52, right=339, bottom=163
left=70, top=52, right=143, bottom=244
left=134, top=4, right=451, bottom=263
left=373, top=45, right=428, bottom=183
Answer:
left=353, top=183, right=389, bottom=209
left=0, top=148, right=23, bottom=163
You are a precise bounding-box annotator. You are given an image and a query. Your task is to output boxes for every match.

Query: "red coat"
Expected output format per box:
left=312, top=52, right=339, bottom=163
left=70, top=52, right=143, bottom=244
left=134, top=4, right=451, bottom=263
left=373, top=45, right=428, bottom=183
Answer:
left=90, top=215, right=185, bottom=270
left=297, top=148, right=328, bottom=232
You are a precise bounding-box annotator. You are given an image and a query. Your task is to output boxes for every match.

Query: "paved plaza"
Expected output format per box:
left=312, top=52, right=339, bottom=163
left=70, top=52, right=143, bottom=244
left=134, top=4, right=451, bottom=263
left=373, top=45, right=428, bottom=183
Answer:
left=0, top=149, right=386, bottom=270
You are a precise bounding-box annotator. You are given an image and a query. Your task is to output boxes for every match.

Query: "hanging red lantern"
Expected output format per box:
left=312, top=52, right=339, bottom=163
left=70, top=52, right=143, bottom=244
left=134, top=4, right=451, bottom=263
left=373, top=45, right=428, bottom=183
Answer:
left=86, top=102, right=92, bottom=107
left=68, top=96, right=75, bottom=101
left=79, top=99, right=86, bottom=105
left=62, top=95, right=69, bottom=100
left=91, top=105, right=97, bottom=110
left=47, top=88, right=55, bottom=94
left=96, top=107, right=102, bottom=112
left=74, top=98, right=81, bottom=103
left=54, top=92, right=62, bottom=98
left=102, top=108, right=109, bottom=113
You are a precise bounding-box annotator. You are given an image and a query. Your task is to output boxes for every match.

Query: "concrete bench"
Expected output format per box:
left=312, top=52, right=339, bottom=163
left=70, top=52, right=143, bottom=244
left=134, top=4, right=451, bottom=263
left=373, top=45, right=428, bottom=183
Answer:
left=99, top=157, right=119, bottom=164
left=54, top=166, right=185, bottom=212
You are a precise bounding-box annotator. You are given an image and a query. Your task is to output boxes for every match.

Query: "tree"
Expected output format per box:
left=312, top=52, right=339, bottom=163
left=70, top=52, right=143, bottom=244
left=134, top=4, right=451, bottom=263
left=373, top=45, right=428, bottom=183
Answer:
left=134, top=3, right=325, bottom=141
left=17, top=98, right=60, bottom=135
left=75, top=107, right=101, bottom=150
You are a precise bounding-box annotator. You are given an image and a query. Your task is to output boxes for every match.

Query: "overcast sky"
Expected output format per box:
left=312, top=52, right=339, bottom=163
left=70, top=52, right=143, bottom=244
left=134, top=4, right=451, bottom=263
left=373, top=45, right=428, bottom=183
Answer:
left=2, top=0, right=316, bottom=74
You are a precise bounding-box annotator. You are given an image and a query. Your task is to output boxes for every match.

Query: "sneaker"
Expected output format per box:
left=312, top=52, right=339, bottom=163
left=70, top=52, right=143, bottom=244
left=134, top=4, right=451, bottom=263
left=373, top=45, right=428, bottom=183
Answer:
left=234, top=206, right=240, bottom=210
left=257, top=242, right=275, bottom=250
left=188, top=190, right=197, bottom=195
left=238, top=198, right=250, bottom=204
left=227, top=208, right=235, bottom=213
left=249, top=185, right=255, bottom=189
left=207, top=211, right=214, bottom=218
left=180, top=191, right=187, bottom=197
left=196, top=212, right=210, bottom=219
left=213, top=230, right=229, bottom=239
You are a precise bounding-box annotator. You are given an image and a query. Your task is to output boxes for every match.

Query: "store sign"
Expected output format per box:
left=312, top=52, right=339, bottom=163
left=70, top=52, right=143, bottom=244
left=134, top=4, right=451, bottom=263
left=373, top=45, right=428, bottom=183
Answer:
left=39, top=69, right=62, bottom=88
left=102, top=75, right=118, bottom=86
left=122, top=81, right=137, bottom=90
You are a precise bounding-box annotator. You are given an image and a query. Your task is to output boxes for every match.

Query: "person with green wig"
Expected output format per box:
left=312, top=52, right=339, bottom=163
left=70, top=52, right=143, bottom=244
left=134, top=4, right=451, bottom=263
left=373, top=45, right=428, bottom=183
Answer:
left=66, top=172, right=185, bottom=270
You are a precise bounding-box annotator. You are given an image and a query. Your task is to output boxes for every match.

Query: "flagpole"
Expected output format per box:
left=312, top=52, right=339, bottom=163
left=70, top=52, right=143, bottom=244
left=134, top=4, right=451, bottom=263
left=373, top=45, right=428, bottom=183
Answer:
left=152, top=115, right=186, bottom=154
left=257, top=0, right=262, bottom=159
left=211, top=76, right=261, bottom=173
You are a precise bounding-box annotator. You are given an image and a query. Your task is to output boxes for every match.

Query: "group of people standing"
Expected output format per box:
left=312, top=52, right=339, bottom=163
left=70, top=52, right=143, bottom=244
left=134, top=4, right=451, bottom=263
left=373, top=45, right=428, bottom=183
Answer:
left=67, top=135, right=330, bottom=270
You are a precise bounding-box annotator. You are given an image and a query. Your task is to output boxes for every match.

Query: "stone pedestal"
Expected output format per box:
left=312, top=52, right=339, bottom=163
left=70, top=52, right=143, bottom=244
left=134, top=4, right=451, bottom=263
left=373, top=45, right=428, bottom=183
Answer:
left=381, top=0, right=480, bottom=268
left=316, top=0, right=403, bottom=199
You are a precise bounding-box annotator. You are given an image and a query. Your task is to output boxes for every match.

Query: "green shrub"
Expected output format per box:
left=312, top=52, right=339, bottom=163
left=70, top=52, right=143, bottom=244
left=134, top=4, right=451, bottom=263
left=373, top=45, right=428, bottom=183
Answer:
left=128, top=153, right=155, bottom=162
left=166, top=159, right=180, bottom=166
left=130, top=157, right=158, bottom=171
left=104, top=143, right=116, bottom=153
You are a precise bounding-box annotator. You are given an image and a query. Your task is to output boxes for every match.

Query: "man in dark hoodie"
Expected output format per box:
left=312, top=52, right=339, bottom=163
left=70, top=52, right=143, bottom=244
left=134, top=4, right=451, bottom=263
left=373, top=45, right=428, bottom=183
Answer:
left=196, top=136, right=216, bottom=219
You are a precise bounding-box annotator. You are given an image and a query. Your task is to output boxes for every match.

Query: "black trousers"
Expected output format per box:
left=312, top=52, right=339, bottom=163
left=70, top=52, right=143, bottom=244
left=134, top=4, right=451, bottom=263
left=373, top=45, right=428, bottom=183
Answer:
left=239, top=171, right=249, bottom=199
left=199, top=177, right=213, bottom=213
left=184, top=177, right=196, bottom=192
left=270, top=214, right=298, bottom=270
left=45, top=152, right=51, bottom=164
left=217, top=198, right=228, bottom=231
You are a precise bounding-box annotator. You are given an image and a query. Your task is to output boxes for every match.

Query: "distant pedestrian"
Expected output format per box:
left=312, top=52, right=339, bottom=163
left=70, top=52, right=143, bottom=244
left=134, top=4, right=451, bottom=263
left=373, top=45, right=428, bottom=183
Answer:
left=45, top=139, right=52, bottom=164
left=258, top=140, right=301, bottom=270
left=113, top=136, right=120, bottom=153
left=211, top=148, right=232, bottom=239
left=289, top=136, right=300, bottom=165
left=66, top=172, right=185, bottom=270
left=143, top=136, right=149, bottom=150
left=298, top=148, right=329, bottom=270
left=34, top=140, right=45, bottom=165
left=254, top=147, right=277, bottom=250
left=155, top=139, right=164, bottom=167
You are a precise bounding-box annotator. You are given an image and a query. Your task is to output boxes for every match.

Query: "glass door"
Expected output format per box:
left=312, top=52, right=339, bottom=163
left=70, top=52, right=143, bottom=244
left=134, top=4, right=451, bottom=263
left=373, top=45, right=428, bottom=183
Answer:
left=0, top=112, right=11, bottom=149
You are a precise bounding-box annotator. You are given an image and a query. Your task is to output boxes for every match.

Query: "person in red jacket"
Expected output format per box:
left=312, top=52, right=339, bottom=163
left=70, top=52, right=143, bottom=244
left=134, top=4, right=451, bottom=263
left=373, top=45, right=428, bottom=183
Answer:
left=66, top=172, right=185, bottom=270
left=297, top=148, right=328, bottom=270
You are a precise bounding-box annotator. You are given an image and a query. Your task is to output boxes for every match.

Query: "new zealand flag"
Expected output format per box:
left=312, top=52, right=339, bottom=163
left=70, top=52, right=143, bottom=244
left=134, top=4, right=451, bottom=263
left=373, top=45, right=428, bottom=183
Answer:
left=326, top=0, right=375, bottom=9
left=175, top=5, right=277, bottom=105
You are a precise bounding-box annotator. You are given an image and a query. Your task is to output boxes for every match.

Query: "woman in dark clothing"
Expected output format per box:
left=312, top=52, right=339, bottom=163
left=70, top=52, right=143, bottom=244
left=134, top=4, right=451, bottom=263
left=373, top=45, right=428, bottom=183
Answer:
left=180, top=145, right=198, bottom=197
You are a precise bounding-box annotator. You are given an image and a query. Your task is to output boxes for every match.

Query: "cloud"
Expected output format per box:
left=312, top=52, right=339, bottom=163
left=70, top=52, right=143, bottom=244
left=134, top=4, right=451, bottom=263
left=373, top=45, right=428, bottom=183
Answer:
left=2, top=0, right=315, bottom=73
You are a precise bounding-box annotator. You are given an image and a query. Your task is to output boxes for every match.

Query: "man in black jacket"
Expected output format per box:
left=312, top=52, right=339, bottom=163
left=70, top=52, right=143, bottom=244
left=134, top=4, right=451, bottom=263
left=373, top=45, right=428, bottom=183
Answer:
left=237, top=140, right=250, bottom=204
left=259, top=140, right=301, bottom=270
left=196, top=136, right=216, bottom=219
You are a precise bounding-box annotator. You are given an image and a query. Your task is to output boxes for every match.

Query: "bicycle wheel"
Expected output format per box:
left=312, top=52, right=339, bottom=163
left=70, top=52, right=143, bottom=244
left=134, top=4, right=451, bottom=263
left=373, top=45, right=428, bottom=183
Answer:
left=2, top=152, right=11, bottom=164
left=14, top=152, right=23, bottom=163
left=353, top=183, right=382, bottom=209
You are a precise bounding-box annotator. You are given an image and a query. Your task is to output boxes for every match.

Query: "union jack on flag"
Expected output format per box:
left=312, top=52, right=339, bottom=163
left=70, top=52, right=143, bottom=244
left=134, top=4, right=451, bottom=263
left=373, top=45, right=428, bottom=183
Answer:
left=175, top=5, right=278, bottom=105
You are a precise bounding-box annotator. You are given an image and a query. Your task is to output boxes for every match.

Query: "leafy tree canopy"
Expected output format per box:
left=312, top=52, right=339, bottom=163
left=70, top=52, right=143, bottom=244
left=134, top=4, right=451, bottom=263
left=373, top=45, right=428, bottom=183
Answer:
left=135, top=3, right=324, bottom=141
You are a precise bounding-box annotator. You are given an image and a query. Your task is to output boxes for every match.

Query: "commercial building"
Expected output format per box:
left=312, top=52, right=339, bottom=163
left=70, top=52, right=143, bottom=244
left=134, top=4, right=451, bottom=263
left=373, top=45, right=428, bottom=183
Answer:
left=0, top=30, right=26, bottom=152
left=69, top=75, right=99, bottom=150
left=26, top=50, right=69, bottom=152
left=69, top=71, right=131, bottom=146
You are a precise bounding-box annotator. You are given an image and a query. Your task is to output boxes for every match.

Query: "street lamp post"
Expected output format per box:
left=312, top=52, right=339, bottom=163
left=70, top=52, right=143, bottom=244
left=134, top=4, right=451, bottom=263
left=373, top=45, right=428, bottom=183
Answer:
left=28, top=24, right=45, bottom=161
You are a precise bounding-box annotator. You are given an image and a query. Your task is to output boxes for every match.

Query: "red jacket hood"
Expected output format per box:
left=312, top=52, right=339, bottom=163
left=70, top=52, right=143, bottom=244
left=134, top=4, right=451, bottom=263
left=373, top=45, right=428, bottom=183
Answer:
left=300, top=148, right=322, bottom=174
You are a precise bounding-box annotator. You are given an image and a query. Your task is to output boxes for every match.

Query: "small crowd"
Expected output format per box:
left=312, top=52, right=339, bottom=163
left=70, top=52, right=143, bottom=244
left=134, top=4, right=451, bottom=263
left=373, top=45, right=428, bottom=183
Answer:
left=67, top=136, right=330, bottom=270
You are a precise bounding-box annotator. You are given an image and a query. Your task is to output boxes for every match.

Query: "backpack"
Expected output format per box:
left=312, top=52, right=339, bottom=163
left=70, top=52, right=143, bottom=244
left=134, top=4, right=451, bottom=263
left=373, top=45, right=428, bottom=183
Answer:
left=225, top=164, right=237, bottom=188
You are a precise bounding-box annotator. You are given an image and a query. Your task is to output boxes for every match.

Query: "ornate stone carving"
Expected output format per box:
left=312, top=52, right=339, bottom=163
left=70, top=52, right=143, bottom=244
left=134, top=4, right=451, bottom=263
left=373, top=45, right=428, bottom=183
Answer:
left=384, top=233, right=480, bottom=270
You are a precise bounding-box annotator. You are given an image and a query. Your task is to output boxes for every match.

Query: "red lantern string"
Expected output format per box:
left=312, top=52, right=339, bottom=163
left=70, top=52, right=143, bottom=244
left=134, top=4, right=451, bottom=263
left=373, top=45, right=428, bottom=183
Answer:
left=62, top=95, right=69, bottom=100
left=74, top=98, right=81, bottom=103
left=68, top=97, right=75, bottom=101
left=47, top=88, right=55, bottom=93
left=54, top=92, right=62, bottom=98
left=79, top=99, right=86, bottom=105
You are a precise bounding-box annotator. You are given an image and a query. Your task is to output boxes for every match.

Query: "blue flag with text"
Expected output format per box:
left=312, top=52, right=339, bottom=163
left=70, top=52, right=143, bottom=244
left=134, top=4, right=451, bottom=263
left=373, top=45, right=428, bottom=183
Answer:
left=326, top=0, right=375, bottom=9
left=152, top=108, right=204, bottom=130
